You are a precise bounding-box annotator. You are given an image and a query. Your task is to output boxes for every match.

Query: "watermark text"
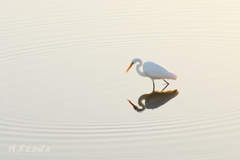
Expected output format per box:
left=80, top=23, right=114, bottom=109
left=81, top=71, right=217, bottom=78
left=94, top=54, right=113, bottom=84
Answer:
left=9, top=145, right=50, bottom=153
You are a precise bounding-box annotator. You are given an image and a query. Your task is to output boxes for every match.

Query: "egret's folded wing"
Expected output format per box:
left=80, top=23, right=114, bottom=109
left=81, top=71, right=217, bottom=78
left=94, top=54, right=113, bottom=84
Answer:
left=143, top=62, right=177, bottom=79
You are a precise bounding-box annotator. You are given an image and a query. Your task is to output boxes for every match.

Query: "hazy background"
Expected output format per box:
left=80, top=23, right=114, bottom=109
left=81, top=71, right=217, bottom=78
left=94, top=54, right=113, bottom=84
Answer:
left=0, top=0, right=240, bottom=159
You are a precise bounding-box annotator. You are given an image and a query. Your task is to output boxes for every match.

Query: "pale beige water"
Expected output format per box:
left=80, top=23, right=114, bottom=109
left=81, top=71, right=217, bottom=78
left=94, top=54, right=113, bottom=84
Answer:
left=1, top=0, right=240, bottom=159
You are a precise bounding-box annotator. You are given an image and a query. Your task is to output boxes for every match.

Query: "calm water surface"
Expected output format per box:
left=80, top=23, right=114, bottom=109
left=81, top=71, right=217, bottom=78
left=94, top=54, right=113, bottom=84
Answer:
left=1, top=1, right=240, bottom=159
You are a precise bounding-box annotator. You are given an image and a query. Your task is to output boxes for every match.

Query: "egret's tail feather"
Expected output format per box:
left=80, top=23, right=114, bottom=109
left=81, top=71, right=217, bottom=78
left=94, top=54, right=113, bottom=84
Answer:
left=171, top=73, right=178, bottom=80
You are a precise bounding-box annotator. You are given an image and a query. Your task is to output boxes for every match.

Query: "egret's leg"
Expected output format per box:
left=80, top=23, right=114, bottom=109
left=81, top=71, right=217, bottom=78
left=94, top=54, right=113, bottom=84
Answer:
left=163, top=79, right=169, bottom=85
left=152, top=80, right=155, bottom=91
left=161, top=84, right=168, bottom=91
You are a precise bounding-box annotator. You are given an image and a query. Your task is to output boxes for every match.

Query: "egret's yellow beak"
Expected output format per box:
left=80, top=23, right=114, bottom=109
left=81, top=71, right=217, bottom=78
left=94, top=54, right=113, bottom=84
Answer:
left=125, top=62, right=134, bottom=73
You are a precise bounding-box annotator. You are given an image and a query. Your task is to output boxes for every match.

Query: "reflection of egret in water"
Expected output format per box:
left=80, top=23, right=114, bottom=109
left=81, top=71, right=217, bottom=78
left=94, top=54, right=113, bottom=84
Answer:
left=127, top=89, right=179, bottom=112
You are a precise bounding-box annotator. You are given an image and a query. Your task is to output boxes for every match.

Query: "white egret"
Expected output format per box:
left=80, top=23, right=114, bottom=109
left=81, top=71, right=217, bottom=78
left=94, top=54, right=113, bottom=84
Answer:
left=125, top=58, right=178, bottom=90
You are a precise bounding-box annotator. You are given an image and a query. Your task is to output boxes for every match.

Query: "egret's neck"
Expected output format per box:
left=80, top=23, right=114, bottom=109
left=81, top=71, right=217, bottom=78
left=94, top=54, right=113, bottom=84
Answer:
left=138, top=94, right=148, bottom=108
left=136, top=60, right=146, bottom=77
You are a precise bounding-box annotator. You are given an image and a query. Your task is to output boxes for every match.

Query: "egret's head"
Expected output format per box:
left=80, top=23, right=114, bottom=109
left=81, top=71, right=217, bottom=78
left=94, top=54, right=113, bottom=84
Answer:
left=125, top=58, right=141, bottom=73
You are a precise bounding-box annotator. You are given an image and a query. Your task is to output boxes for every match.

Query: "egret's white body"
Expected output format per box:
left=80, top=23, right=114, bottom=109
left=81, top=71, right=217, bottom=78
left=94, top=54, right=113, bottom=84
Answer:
left=126, top=58, right=177, bottom=90
left=143, top=62, right=177, bottom=80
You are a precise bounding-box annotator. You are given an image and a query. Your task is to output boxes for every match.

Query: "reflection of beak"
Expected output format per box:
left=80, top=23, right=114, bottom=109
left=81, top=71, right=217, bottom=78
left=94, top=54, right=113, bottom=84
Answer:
left=127, top=99, right=137, bottom=108
left=127, top=99, right=134, bottom=106
left=125, top=62, right=134, bottom=73
left=127, top=99, right=145, bottom=112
